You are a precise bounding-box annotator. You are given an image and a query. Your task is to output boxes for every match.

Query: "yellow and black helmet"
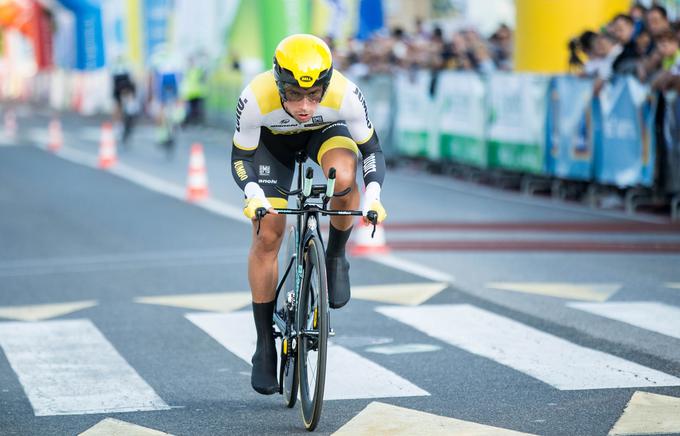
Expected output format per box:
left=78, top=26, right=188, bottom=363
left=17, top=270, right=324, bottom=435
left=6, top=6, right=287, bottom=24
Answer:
left=273, top=34, right=333, bottom=100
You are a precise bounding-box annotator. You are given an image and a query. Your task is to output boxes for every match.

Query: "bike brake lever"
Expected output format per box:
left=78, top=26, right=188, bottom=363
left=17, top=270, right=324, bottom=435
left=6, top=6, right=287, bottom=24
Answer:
left=255, top=207, right=267, bottom=235
left=333, top=187, right=352, bottom=197
left=366, top=210, right=378, bottom=238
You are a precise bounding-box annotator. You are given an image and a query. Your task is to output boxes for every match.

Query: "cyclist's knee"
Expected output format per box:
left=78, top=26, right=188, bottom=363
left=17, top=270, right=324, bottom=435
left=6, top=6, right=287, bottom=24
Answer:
left=334, top=169, right=357, bottom=190
left=322, top=150, right=357, bottom=188
left=252, top=219, right=284, bottom=255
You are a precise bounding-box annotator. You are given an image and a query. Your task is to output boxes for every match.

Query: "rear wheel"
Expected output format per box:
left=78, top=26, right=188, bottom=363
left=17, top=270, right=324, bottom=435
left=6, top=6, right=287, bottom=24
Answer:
left=297, top=234, right=328, bottom=431
left=277, top=226, right=298, bottom=408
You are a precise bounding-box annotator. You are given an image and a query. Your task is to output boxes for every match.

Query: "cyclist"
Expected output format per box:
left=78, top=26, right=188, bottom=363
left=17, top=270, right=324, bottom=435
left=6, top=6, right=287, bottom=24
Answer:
left=230, top=34, right=387, bottom=395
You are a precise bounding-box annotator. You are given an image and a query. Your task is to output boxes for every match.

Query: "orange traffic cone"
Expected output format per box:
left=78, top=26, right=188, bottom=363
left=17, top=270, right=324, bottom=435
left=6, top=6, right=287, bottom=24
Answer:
left=48, top=119, right=63, bottom=152
left=349, top=219, right=389, bottom=256
left=186, top=143, right=209, bottom=201
left=98, top=122, right=117, bottom=169
left=4, top=109, right=16, bottom=138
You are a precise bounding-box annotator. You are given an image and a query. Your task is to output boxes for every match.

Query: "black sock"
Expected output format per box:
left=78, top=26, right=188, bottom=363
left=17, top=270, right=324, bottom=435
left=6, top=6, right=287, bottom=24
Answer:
left=326, top=224, right=353, bottom=258
left=251, top=300, right=277, bottom=394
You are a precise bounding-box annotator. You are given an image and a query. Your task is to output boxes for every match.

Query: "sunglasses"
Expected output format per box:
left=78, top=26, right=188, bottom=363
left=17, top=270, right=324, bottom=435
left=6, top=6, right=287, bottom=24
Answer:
left=283, top=85, right=324, bottom=103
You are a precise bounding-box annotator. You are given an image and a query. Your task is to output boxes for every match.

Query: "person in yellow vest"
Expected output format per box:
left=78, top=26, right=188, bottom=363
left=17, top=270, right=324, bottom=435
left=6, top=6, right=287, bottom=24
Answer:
left=181, top=57, right=208, bottom=126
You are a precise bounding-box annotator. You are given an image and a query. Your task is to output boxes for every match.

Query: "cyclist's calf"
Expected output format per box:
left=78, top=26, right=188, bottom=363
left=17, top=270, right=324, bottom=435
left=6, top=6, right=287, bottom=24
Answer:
left=249, top=215, right=286, bottom=303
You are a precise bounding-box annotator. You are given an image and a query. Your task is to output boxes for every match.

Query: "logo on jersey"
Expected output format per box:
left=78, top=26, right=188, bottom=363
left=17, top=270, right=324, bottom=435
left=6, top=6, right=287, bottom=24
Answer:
left=259, top=165, right=271, bottom=176
left=300, top=75, right=313, bottom=83
left=363, top=153, right=377, bottom=177
left=281, top=119, right=290, bottom=124
left=235, top=97, right=248, bottom=132
left=312, top=115, right=324, bottom=124
left=353, top=87, right=372, bottom=129
left=233, top=160, right=248, bottom=181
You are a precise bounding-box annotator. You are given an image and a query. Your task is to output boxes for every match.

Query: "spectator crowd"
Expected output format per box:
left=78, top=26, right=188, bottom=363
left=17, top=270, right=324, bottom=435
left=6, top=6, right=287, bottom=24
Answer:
left=569, top=3, right=680, bottom=93
left=328, top=20, right=513, bottom=79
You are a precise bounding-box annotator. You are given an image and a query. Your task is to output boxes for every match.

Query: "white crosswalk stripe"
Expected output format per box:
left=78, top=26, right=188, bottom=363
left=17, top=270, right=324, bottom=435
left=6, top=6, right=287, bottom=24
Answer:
left=568, top=301, right=680, bottom=340
left=186, top=311, right=429, bottom=400
left=1, top=300, right=679, bottom=421
left=0, top=319, right=171, bottom=416
left=377, top=304, right=680, bottom=390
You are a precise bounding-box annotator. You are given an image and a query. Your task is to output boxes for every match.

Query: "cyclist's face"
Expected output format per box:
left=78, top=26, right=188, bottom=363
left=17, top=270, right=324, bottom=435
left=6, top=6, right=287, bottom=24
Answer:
left=282, top=84, right=323, bottom=123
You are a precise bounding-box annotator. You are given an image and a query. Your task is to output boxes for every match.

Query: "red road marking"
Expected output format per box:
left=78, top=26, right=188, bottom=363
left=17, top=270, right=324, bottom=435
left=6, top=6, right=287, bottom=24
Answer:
left=367, top=240, right=680, bottom=252
left=381, top=222, right=680, bottom=233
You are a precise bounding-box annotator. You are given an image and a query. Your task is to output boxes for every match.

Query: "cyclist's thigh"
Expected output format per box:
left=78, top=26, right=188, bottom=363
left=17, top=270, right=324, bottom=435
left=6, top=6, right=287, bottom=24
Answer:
left=306, top=121, right=359, bottom=166
left=255, top=131, right=303, bottom=209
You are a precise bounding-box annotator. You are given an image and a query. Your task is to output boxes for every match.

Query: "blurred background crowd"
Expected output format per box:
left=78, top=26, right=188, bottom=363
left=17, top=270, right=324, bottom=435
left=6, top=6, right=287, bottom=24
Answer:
left=567, top=3, right=680, bottom=93
left=1, top=0, right=679, bottom=217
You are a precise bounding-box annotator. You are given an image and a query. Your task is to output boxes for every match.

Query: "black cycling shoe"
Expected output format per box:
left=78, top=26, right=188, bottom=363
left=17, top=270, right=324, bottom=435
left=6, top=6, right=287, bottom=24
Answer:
left=251, top=344, right=278, bottom=395
left=327, top=256, right=351, bottom=309
left=251, top=301, right=278, bottom=395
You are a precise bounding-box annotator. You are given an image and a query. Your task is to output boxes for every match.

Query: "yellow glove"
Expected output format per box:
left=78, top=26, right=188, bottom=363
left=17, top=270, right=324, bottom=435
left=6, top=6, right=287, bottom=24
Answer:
left=243, top=183, right=273, bottom=220
left=365, top=199, right=387, bottom=223
left=362, top=182, right=387, bottom=223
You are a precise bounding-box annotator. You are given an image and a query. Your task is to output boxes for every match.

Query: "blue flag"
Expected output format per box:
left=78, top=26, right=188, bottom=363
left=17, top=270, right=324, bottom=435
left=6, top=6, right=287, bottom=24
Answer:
left=357, top=0, right=384, bottom=41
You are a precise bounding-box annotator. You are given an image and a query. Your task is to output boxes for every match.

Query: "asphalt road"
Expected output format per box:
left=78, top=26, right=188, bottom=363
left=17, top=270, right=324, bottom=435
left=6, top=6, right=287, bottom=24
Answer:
left=1, top=105, right=679, bottom=436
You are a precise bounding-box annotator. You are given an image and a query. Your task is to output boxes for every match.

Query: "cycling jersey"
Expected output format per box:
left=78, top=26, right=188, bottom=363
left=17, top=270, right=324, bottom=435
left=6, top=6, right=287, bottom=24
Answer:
left=231, top=70, right=386, bottom=194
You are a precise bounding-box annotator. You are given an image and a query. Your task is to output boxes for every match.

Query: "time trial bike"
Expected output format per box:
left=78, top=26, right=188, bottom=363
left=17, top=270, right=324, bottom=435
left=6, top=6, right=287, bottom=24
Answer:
left=255, top=151, right=378, bottom=431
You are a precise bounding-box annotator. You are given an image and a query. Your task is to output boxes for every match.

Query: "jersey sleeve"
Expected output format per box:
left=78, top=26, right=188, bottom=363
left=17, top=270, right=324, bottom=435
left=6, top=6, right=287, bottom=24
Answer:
left=231, top=86, right=262, bottom=191
left=340, top=80, right=386, bottom=187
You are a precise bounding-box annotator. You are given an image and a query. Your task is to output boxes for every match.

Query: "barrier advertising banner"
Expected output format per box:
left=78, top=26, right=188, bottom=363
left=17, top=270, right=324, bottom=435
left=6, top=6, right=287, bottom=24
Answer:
left=393, top=71, right=435, bottom=158
left=596, top=76, right=656, bottom=187
left=547, top=76, right=595, bottom=181
left=487, top=73, right=550, bottom=173
left=435, top=71, right=487, bottom=167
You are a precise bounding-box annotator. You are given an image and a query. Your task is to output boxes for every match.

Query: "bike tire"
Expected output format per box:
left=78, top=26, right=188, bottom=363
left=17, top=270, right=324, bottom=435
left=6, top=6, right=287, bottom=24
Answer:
left=297, top=233, right=328, bottom=431
left=277, top=225, right=299, bottom=408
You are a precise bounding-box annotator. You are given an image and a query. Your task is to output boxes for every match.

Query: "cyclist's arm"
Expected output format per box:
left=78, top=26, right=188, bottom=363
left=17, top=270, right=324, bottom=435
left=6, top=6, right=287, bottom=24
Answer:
left=340, top=81, right=387, bottom=222
left=356, top=130, right=386, bottom=188
left=231, top=89, right=262, bottom=191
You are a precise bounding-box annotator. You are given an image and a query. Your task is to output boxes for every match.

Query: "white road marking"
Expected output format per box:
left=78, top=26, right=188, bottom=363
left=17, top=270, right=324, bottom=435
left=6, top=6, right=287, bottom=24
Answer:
left=332, top=401, right=537, bottom=435
left=665, top=282, right=680, bottom=290
left=377, top=304, right=680, bottom=390
left=78, top=418, right=174, bottom=436
left=186, top=311, right=429, bottom=400
left=352, top=282, right=448, bottom=305
left=365, top=343, right=441, bottom=355
left=136, top=292, right=251, bottom=313
left=365, top=254, right=454, bottom=283
left=486, top=282, right=621, bottom=302
left=0, top=300, right=97, bottom=321
left=568, top=301, right=680, bottom=340
left=0, top=319, right=170, bottom=416
left=40, top=143, right=248, bottom=223
left=608, top=391, right=680, bottom=435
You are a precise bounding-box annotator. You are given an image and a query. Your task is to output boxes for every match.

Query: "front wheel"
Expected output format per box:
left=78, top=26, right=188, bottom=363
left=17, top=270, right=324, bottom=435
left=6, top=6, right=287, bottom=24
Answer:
left=297, top=234, right=328, bottom=431
left=278, top=225, right=298, bottom=408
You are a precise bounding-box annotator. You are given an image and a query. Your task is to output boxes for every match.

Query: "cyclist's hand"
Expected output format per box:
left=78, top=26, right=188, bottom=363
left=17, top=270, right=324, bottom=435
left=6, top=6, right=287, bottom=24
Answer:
left=243, top=183, right=277, bottom=220
left=362, top=182, right=387, bottom=224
